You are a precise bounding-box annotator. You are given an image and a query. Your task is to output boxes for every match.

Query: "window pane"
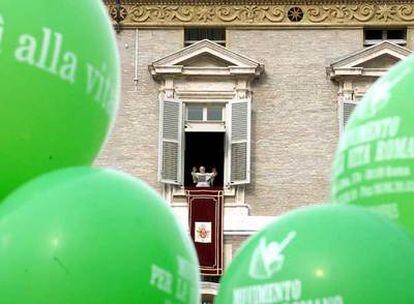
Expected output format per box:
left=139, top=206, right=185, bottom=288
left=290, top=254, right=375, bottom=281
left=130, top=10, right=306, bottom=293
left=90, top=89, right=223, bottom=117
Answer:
left=184, top=28, right=226, bottom=46
left=207, top=106, right=222, bottom=121
left=212, top=28, right=225, bottom=41
left=365, top=29, right=382, bottom=40
left=387, top=29, right=406, bottom=40
left=184, top=29, right=197, bottom=41
left=187, top=105, right=203, bottom=120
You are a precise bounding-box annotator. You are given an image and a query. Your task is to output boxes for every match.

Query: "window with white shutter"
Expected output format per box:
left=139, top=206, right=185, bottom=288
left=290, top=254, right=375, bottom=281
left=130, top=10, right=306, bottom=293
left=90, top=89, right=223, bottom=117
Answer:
left=229, top=99, right=251, bottom=185
left=342, top=101, right=357, bottom=130
left=158, top=99, right=183, bottom=184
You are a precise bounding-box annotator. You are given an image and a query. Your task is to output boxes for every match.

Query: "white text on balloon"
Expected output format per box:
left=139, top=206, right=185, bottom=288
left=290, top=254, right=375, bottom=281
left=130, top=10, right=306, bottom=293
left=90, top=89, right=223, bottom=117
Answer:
left=14, top=27, right=77, bottom=84
left=86, top=63, right=118, bottom=115
left=0, top=13, right=4, bottom=53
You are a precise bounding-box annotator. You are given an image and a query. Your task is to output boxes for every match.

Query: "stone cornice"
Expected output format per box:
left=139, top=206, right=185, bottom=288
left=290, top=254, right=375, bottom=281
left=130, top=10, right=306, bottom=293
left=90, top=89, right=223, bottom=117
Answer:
left=152, top=39, right=262, bottom=67
left=328, top=41, right=412, bottom=79
left=331, top=41, right=412, bottom=68
left=149, top=39, right=264, bottom=79
left=105, top=1, right=414, bottom=27
left=105, top=1, right=413, bottom=4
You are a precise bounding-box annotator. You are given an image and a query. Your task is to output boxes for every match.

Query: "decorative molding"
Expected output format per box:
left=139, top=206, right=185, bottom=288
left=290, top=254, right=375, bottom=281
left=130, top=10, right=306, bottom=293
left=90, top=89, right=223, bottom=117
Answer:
left=104, top=2, right=414, bottom=27
left=104, top=0, right=414, bottom=5
left=330, top=40, right=411, bottom=68
left=328, top=41, right=412, bottom=78
left=149, top=39, right=264, bottom=79
left=328, top=41, right=411, bottom=133
left=152, top=39, right=261, bottom=66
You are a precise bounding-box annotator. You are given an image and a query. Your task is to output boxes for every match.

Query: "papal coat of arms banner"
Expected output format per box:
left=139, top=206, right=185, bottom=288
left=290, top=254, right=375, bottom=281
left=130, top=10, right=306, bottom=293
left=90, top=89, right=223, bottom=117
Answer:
left=195, top=222, right=212, bottom=243
left=187, top=189, right=224, bottom=276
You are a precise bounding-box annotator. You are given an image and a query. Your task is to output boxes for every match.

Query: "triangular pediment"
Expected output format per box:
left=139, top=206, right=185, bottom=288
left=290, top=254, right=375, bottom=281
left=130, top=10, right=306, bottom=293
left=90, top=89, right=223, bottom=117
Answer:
left=180, top=54, right=233, bottom=68
left=331, top=41, right=411, bottom=69
left=358, top=54, right=400, bottom=69
left=149, top=39, right=264, bottom=78
left=328, top=41, right=412, bottom=78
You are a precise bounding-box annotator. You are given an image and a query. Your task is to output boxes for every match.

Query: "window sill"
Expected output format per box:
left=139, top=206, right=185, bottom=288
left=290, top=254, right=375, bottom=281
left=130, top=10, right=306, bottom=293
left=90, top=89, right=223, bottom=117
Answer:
left=173, top=185, right=236, bottom=197
left=185, top=121, right=225, bottom=132
left=364, top=39, right=406, bottom=46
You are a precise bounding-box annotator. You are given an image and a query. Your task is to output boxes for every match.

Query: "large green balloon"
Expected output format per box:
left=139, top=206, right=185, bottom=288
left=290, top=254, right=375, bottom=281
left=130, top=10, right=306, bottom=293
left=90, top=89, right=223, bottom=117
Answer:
left=331, top=55, right=414, bottom=234
left=216, top=205, right=414, bottom=304
left=0, top=167, right=200, bottom=303
left=0, top=1, right=120, bottom=200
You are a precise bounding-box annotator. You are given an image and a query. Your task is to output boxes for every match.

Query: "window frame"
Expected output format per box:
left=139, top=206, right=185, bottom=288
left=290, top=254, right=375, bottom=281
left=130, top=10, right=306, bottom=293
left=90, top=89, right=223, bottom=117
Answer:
left=184, top=28, right=226, bottom=47
left=364, top=28, right=407, bottom=46
left=186, top=103, right=225, bottom=122
left=339, top=99, right=358, bottom=134
left=170, top=99, right=252, bottom=187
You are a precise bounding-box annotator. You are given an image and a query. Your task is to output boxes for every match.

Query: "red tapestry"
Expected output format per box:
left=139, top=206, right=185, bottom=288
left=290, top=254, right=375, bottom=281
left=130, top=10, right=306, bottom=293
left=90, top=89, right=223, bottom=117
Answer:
left=187, top=188, right=224, bottom=276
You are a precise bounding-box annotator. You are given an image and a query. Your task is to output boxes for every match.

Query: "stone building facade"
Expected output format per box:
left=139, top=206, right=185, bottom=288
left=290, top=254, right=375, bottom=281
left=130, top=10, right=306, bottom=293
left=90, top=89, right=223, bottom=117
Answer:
left=99, top=0, right=414, bottom=300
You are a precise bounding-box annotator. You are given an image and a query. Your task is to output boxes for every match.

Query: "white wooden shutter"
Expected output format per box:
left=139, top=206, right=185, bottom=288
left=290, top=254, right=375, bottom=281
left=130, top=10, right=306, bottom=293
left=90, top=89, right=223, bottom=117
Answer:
left=342, top=101, right=357, bottom=129
left=158, top=99, right=182, bottom=184
left=229, top=99, right=251, bottom=185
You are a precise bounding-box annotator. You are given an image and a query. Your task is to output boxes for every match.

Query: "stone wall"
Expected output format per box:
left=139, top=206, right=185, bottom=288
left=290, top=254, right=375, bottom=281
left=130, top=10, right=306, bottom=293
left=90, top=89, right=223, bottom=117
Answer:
left=407, top=27, right=414, bottom=50
left=96, top=29, right=183, bottom=192
left=226, top=29, right=364, bottom=215
left=97, top=27, right=412, bottom=217
left=224, top=235, right=249, bottom=260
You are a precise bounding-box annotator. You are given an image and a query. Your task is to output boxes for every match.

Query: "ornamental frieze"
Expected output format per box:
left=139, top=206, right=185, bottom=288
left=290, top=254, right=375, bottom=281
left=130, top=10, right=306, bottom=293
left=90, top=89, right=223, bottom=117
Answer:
left=105, top=2, right=414, bottom=27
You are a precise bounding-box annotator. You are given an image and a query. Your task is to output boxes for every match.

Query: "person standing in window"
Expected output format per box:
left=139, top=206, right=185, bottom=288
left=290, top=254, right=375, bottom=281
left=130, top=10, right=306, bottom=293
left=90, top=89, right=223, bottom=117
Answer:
left=210, top=167, right=218, bottom=187
left=191, top=166, right=217, bottom=187
left=191, top=166, right=198, bottom=185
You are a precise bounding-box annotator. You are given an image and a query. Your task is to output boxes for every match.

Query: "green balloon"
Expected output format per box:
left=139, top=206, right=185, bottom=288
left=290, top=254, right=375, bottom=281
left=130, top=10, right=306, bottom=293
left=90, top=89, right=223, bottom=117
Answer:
left=0, top=167, right=200, bottom=303
left=216, top=205, right=414, bottom=304
left=331, top=55, right=414, bottom=234
left=0, top=1, right=120, bottom=200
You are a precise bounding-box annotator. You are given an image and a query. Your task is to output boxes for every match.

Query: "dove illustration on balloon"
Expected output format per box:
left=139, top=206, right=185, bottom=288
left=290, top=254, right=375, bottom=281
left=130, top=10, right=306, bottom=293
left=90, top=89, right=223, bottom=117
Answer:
left=249, top=231, right=297, bottom=280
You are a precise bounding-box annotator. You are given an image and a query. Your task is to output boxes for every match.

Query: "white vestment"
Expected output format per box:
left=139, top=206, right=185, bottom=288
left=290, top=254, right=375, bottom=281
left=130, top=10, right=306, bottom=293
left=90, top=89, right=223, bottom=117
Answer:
left=192, top=172, right=214, bottom=187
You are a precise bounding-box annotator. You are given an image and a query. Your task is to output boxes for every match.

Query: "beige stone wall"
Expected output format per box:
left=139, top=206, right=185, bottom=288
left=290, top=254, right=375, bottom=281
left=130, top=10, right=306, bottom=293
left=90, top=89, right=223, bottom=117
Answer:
left=97, top=27, right=368, bottom=216
left=226, top=29, right=364, bottom=216
left=224, top=235, right=249, bottom=259
left=407, top=27, right=414, bottom=50
left=96, top=29, right=183, bottom=191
